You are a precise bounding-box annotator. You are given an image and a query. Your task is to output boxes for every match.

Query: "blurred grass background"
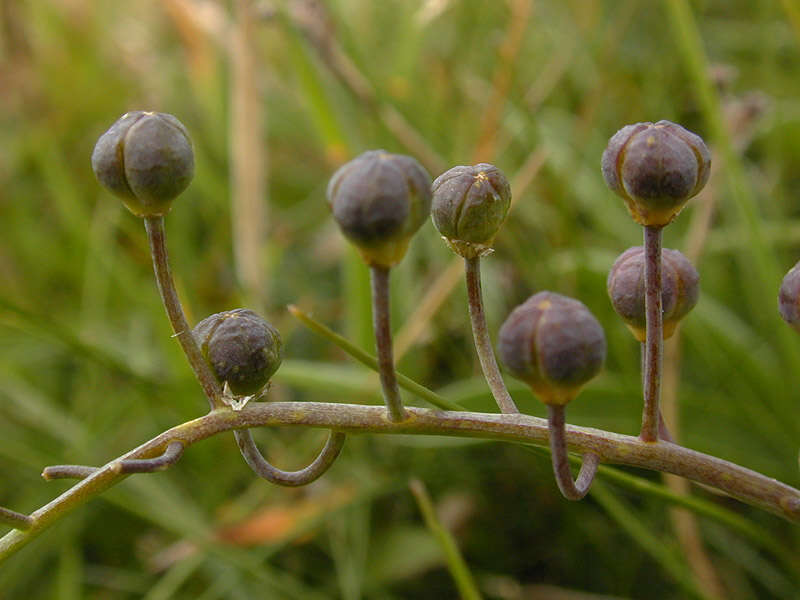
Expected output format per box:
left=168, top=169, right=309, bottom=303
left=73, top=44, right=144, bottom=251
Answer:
left=1, top=0, right=800, bottom=598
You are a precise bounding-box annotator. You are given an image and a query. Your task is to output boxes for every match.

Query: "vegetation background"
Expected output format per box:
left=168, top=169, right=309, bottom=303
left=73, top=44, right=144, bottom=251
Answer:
left=1, top=0, right=799, bottom=598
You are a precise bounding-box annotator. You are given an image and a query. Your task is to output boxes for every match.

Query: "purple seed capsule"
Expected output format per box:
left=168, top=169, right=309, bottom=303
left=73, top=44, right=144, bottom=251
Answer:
left=92, top=111, right=194, bottom=217
left=498, top=292, right=606, bottom=406
left=779, top=261, right=800, bottom=332
left=193, top=309, right=283, bottom=396
left=431, top=163, right=511, bottom=258
left=326, top=150, right=431, bottom=268
left=601, top=120, right=710, bottom=227
left=607, top=246, right=700, bottom=341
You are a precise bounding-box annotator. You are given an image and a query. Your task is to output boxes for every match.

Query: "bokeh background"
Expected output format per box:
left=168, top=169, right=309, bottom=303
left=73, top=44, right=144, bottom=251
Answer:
left=1, top=0, right=800, bottom=598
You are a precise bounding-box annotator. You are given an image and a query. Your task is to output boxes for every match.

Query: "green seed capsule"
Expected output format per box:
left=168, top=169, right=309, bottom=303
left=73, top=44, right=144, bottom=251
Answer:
left=193, top=309, right=283, bottom=396
left=498, top=292, right=606, bottom=406
left=601, top=120, right=710, bottom=227
left=431, top=163, right=511, bottom=258
left=607, top=246, right=699, bottom=341
left=91, top=111, right=194, bottom=217
left=326, top=150, right=432, bottom=268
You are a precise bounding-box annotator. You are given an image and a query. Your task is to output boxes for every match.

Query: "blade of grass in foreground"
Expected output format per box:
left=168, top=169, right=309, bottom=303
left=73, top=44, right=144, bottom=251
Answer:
left=409, top=479, right=483, bottom=600
left=589, top=480, right=705, bottom=599
left=288, top=304, right=462, bottom=411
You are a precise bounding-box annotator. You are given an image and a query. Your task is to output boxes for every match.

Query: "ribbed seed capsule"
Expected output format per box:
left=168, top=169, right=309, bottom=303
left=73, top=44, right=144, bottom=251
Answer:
left=91, top=111, right=195, bottom=217
left=779, top=261, right=800, bottom=332
left=498, top=292, right=606, bottom=406
left=607, top=246, right=700, bottom=341
left=431, top=163, right=512, bottom=258
left=193, top=309, right=283, bottom=397
left=326, top=150, right=432, bottom=268
left=601, top=120, right=711, bottom=227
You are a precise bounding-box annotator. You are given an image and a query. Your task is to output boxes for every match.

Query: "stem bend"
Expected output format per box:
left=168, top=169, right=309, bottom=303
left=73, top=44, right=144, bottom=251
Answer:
left=547, top=405, right=599, bottom=500
left=234, top=428, right=346, bottom=487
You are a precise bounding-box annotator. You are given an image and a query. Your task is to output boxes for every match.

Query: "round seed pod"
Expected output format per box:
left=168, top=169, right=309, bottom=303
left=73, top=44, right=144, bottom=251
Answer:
left=326, top=150, right=432, bottom=268
left=193, top=309, right=283, bottom=396
left=778, top=261, right=800, bottom=332
left=498, top=292, right=606, bottom=406
left=91, top=111, right=194, bottom=217
left=601, top=120, right=711, bottom=227
left=607, top=246, right=699, bottom=341
left=431, top=163, right=512, bottom=258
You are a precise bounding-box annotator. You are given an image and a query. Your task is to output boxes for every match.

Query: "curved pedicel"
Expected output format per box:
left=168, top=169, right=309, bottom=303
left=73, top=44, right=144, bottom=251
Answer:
left=42, top=442, right=186, bottom=480
left=0, top=507, right=33, bottom=531
left=234, top=429, right=346, bottom=487
left=118, top=441, right=185, bottom=474
left=547, top=405, right=598, bottom=500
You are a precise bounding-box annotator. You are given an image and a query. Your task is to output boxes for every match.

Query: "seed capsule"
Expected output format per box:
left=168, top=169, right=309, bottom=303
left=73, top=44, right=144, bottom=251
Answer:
left=498, top=292, right=606, bottom=406
left=779, top=261, right=800, bottom=332
left=601, top=120, right=711, bottom=227
left=326, top=150, right=432, bottom=268
left=607, top=247, right=699, bottom=341
left=91, top=111, right=195, bottom=217
left=193, top=309, right=283, bottom=397
left=431, top=163, right=511, bottom=258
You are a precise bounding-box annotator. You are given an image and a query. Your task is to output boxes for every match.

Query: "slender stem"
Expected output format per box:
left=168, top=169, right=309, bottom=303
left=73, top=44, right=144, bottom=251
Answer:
left=640, top=343, right=676, bottom=444
left=641, top=225, right=664, bottom=442
left=233, top=428, right=346, bottom=486
left=0, top=507, right=33, bottom=531
left=144, top=216, right=224, bottom=410
left=369, top=265, right=406, bottom=422
left=464, top=257, right=519, bottom=414
left=42, top=442, right=185, bottom=480
left=0, top=402, right=795, bottom=562
left=42, top=465, right=99, bottom=481
left=547, top=405, right=598, bottom=500
left=118, top=441, right=185, bottom=474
